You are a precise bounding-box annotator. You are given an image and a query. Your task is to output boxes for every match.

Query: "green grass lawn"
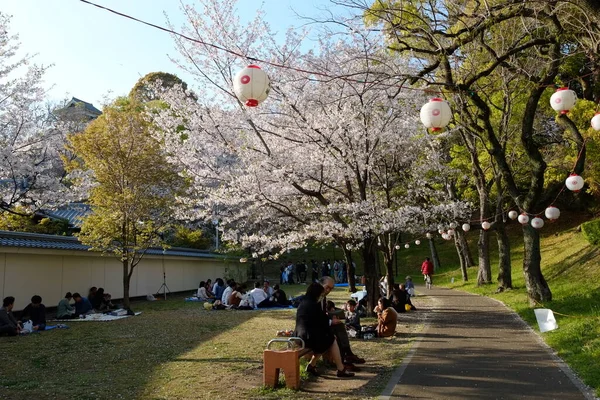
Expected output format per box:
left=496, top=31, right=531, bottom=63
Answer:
left=0, top=286, right=427, bottom=400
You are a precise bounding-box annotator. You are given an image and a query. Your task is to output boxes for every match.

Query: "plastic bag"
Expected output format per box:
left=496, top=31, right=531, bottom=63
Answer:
left=22, top=320, right=34, bottom=333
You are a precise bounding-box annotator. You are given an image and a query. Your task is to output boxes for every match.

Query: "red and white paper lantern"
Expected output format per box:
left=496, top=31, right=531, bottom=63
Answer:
left=462, top=223, right=470, bottom=232
left=565, top=174, right=584, bottom=192
left=508, top=210, right=518, bottom=220
left=481, top=221, right=491, bottom=230
left=420, top=98, right=452, bottom=131
left=531, top=217, right=545, bottom=229
left=518, top=213, right=530, bottom=225
left=545, top=206, right=560, bottom=221
left=550, top=88, right=577, bottom=115
left=233, top=65, right=270, bottom=107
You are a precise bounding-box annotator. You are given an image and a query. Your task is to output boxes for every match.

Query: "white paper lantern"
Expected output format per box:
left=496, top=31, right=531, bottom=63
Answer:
left=405, top=244, right=410, bottom=249
left=545, top=206, right=560, bottom=221
left=508, top=210, right=518, bottom=220
left=462, top=223, right=470, bottom=232
left=447, top=229, right=455, bottom=236
left=481, top=221, right=491, bottom=230
left=304, top=248, right=309, bottom=252
left=438, top=229, right=444, bottom=234
left=395, top=245, right=401, bottom=250
left=239, top=257, right=248, bottom=263
left=233, top=65, right=270, bottom=107
left=565, top=174, right=584, bottom=192
left=441, top=233, right=449, bottom=240
left=531, top=217, right=545, bottom=229
left=518, top=213, right=530, bottom=225
left=426, top=233, right=433, bottom=239
left=449, top=222, right=457, bottom=229
left=550, top=88, right=577, bottom=115
left=421, top=98, right=452, bottom=131
left=591, top=112, right=600, bottom=131
left=415, top=240, right=421, bottom=245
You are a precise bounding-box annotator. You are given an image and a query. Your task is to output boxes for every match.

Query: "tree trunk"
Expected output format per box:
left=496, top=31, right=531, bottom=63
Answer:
left=522, top=224, right=552, bottom=303
left=361, top=239, right=379, bottom=317
left=477, top=228, right=492, bottom=285
left=382, top=250, right=395, bottom=297
left=343, top=247, right=357, bottom=292
left=495, top=219, right=512, bottom=290
left=428, top=237, right=441, bottom=271
left=123, top=259, right=131, bottom=310
left=453, top=230, right=469, bottom=281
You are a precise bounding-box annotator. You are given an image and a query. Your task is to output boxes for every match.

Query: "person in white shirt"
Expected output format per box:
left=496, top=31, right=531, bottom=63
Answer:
left=250, top=281, right=277, bottom=308
left=263, top=280, right=274, bottom=297
left=221, top=280, right=235, bottom=305
left=197, top=281, right=214, bottom=301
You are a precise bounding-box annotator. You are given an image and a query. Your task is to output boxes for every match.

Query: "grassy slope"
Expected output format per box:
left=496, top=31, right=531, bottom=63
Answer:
left=393, top=214, right=600, bottom=397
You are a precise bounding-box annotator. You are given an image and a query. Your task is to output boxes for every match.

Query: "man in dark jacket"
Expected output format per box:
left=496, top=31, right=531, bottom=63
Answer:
left=320, top=277, right=365, bottom=366
left=20, top=295, right=47, bottom=331
left=0, top=296, right=21, bottom=336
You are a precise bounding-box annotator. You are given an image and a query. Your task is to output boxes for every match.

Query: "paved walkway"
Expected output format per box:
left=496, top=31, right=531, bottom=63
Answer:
left=380, top=286, right=597, bottom=400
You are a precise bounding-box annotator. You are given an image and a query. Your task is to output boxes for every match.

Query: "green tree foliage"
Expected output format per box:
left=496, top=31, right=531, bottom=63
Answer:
left=0, top=207, right=70, bottom=235
left=168, top=225, right=212, bottom=250
left=65, top=97, right=186, bottom=309
left=581, top=219, right=600, bottom=245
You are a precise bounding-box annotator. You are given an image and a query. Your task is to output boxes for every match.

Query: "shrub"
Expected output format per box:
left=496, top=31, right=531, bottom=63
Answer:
left=581, top=219, right=600, bottom=245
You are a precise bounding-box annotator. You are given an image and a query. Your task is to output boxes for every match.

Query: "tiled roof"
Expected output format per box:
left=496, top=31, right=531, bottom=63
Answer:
left=40, top=203, right=91, bottom=228
left=69, top=97, right=102, bottom=116
left=0, top=230, right=223, bottom=259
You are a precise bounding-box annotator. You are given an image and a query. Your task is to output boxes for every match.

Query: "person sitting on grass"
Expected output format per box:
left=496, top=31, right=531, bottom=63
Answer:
left=294, top=283, right=355, bottom=378
left=197, top=281, right=215, bottom=301
left=249, top=281, right=277, bottom=308
left=374, top=297, right=398, bottom=338
left=221, top=280, right=235, bottom=305
left=57, top=292, right=76, bottom=319
left=344, top=299, right=361, bottom=335
left=20, top=295, right=47, bottom=331
left=271, top=284, right=290, bottom=306
left=0, top=296, right=22, bottom=336
left=227, top=285, right=244, bottom=308
left=72, top=293, right=93, bottom=316
left=391, top=283, right=416, bottom=313
left=212, top=278, right=226, bottom=303
left=263, top=280, right=274, bottom=297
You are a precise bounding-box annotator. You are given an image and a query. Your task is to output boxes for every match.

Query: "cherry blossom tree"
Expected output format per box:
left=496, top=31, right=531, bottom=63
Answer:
left=152, top=0, right=469, bottom=311
left=0, top=13, right=70, bottom=214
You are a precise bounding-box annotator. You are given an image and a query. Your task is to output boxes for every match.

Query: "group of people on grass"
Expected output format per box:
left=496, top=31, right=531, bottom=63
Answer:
left=0, top=286, right=118, bottom=336
left=196, top=278, right=292, bottom=310
left=293, top=258, right=432, bottom=379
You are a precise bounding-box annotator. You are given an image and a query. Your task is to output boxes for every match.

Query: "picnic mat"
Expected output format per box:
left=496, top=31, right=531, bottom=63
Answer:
left=54, top=312, right=142, bottom=322
left=334, top=283, right=364, bottom=287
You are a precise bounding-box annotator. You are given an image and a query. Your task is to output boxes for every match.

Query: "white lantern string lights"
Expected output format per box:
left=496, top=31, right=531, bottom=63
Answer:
left=545, top=206, right=560, bottom=221
left=508, top=210, right=518, bottom=220
left=426, top=233, right=433, bottom=239
left=233, top=65, right=270, bottom=107
left=481, top=221, right=491, bottom=230
left=462, top=223, right=470, bottom=232
left=395, top=245, right=401, bottom=250
left=565, top=174, right=584, bottom=192
left=405, top=244, right=410, bottom=249
left=449, top=222, right=457, bottom=229
left=415, top=240, right=421, bottom=245
left=518, top=213, right=530, bottom=225
left=421, top=97, right=452, bottom=131
left=531, top=217, right=545, bottom=229
left=549, top=87, right=577, bottom=115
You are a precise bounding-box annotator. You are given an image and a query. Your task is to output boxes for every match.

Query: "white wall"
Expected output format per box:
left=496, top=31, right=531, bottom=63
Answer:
left=0, top=247, right=232, bottom=310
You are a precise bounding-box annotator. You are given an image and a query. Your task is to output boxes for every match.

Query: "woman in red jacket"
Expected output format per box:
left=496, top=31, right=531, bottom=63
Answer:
left=421, top=257, right=434, bottom=289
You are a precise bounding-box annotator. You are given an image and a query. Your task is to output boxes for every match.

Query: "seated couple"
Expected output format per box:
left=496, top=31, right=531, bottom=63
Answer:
left=344, top=297, right=397, bottom=339
left=228, top=282, right=289, bottom=309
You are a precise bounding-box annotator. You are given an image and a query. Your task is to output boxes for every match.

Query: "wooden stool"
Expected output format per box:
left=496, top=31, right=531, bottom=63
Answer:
left=263, top=338, right=310, bottom=390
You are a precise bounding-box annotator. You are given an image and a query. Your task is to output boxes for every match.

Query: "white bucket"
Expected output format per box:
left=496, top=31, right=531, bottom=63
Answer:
left=534, top=308, right=558, bottom=333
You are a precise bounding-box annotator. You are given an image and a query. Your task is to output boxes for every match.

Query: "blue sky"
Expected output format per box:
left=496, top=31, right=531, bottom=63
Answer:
left=3, top=0, right=342, bottom=107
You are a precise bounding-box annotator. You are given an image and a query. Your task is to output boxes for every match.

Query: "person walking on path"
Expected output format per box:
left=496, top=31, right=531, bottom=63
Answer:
left=380, top=286, right=596, bottom=400
left=421, top=257, right=434, bottom=289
